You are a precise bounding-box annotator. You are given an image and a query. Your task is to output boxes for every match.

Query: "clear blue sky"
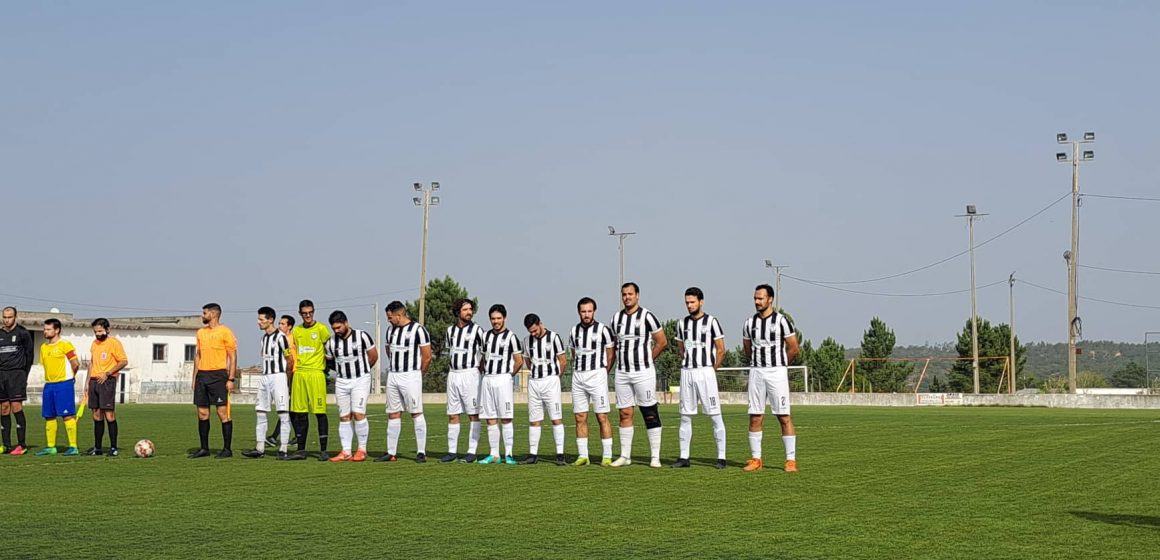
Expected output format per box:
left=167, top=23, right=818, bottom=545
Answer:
left=3, top=2, right=1158, bottom=363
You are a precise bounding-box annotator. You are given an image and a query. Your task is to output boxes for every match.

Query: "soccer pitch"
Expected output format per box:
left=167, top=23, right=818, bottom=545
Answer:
left=1, top=404, right=1156, bottom=559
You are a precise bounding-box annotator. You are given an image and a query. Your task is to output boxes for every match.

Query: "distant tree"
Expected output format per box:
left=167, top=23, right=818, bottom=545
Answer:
left=947, top=318, right=1026, bottom=393
left=807, top=337, right=847, bottom=392
left=655, top=319, right=681, bottom=390
left=404, top=276, right=477, bottom=392
left=1109, top=362, right=1147, bottom=388
left=858, top=317, right=910, bottom=392
left=1077, top=370, right=1108, bottom=389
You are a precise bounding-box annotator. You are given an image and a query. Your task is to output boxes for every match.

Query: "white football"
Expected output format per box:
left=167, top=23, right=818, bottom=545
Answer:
left=134, top=439, right=155, bottom=458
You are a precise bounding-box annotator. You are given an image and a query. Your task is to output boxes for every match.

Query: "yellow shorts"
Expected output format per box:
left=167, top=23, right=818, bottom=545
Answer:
left=290, top=369, right=328, bottom=414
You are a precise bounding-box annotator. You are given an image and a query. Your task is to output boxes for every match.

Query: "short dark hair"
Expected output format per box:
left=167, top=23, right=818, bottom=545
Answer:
left=299, top=299, right=314, bottom=311
left=386, top=301, right=407, bottom=315
left=91, top=318, right=110, bottom=330
left=621, top=282, right=639, bottom=294
left=523, top=313, right=541, bottom=329
left=755, top=284, right=775, bottom=299
left=258, top=307, right=276, bottom=321
left=684, top=287, right=704, bottom=300
left=2, top=307, right=15, bottom=315
left=577, top=297, right=596, bottom=312
left=280, top=315, right=296, bottom=327
left=44, top=318, right=62, bottom=330
left=452, top=298, right=474, bottom=315
left=203, top=303, right=222, bottom=314
left=329, top=310, right=348, bottom=324
left=488, top=304, right=507, bottom=318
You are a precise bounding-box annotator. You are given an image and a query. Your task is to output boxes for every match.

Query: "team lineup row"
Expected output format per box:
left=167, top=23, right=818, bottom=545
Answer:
left=0, top=283, right=801, bottom=471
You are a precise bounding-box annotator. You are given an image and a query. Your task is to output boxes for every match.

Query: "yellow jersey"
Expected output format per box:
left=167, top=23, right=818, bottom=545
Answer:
left=292, top=322, right=331, bottom=371
left=41, top=340, right=77, bottom=383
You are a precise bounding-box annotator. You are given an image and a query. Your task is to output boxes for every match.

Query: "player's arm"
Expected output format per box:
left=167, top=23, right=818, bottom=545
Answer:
left=650, top=329, right=667, bottom=361
left=556, top=335, right=567, bottom=374
left=512, top=352, right=524, bottom=375
left=713, top=338, right=727, bottom=371
left=192, top=345, right=200, bottom=392
left=226, top=348, right=237, bottom=392
left=67, top=350, right=80, bottom=375
left=420, top=344, right=432, bottom=375
left=367, top=346, right=379, bottom=369
left=285, top=340, right=296, bottom=375
left=20, top=329, right=33, bottom=373
left=785, top=334, right=800, bottom=365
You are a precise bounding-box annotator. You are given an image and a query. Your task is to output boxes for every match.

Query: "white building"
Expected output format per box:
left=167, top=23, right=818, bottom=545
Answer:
left=17, top=311, right=202, bottom=401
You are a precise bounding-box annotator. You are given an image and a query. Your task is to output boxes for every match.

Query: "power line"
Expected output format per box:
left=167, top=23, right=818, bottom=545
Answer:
left=1085, top=193, right=1160, bottom=202
left=798, top=191, right=1071, bottom=285
left=783, top=275, right=1007, bottom=298
left=1078, top=264, right=1160, bottom=276
left=1020, top=279, right=1160, bottom=310
left=0, top=287, right=419, bottom=316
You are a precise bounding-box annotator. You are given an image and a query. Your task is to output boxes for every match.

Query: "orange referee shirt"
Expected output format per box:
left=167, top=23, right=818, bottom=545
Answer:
left=196, top=324, right=237, bottom=371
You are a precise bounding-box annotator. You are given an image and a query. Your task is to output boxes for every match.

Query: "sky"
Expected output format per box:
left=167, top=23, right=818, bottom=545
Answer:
left=3, top=1, right=1158, bottom=362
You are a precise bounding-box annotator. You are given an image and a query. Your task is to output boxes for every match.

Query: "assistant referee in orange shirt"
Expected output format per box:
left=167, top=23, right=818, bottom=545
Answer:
left=189, top=303, right=238, bottom=459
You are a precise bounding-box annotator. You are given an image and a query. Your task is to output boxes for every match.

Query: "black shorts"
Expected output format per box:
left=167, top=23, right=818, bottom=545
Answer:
left=194, top=370, right=230, bottom=407
left=0, top=370, right=29, bottom=402
left=88, top=377, right=118, bottom=410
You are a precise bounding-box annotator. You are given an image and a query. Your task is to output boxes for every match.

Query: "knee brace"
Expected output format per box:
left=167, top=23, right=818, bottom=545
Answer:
left=641, top=404, right=662, bottom=429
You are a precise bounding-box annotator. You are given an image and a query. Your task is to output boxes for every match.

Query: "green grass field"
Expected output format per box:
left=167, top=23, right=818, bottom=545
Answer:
left=1, top=404, right=1156, bottom=559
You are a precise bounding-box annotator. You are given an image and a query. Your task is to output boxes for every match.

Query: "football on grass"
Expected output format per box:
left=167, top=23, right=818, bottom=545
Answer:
left=134, top=439, right=155, bottom=458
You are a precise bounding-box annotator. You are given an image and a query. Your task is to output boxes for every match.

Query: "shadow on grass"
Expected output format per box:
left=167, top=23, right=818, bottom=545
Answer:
left=1071, top=511, right=1160, bottom=530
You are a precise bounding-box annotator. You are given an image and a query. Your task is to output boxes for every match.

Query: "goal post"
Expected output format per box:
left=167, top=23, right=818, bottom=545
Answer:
left=836, top=356, right=1011, bottom=393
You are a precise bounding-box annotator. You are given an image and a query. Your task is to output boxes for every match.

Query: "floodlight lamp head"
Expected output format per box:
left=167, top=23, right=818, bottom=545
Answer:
left=413, top=182, right=422, bottom=191
left=1056, top=152, right=1068, bottom=162
left=431, top=182, right=440, bottom=191
left=764, top=259, right=773, bottom=268
left=608, top=226, right=616, bottom=235
left=1057, top=133, right=1068, bottom=144
left=966, top=204, right=977, bottom=215
left=1083, top=132, right=1095, bottom=142
left=1063, top=250, right=1072, bottom=262
left=413, top=197, right=422, bottom=206
left=1082, top=151, right=1094, bottom=161
left=430, top=196, right=440, bottom=205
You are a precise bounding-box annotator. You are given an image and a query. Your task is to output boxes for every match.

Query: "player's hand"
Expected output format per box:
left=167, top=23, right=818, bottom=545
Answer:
left=226, top=380, right=235, bottom=393
left=97, top=373, right=108, bottom=384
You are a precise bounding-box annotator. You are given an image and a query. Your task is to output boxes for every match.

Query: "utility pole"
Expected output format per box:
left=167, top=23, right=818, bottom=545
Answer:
left=413, top=182, right=441, bottom=325
left=956, top=205, right=986, bottom=394
left=1008, top=272, right=1016, bottom=394
left=1056, top=132, right=1094, bottom=394
left=608, top=226, right=636, bottom=289
left=374, top=301, right=382, bottom=394
left=765, top=259, right=789, bottom=310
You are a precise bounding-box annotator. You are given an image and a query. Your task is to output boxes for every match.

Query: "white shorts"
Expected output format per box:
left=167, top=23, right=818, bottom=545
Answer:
left=749, top=367, right=791, bottom=416
left=571, top=368, right=611, bottom=414
left=446, top=369, right=481, bottom=416
left=680, top=367, right=722, bottom=416
left=336, top=375, right=372, bottom=417
left=479, top=374, right=514, bottom=420
left=386, top=370, right=423, bottom=414
left=256, top=373, right=290, bottom=413
left=614, top=367, right=658, bottom=408
left=528, top=376, right=563, bottom=423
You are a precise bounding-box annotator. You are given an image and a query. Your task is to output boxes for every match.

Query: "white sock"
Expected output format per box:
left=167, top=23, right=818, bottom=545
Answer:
left=447, top=422, right=461, bottom=455
left=602, top=438, right=613, bottom=459
left=710, top=414, right=727, bottom=460
left=278, top=412, right=290, bottom=452
left=678, top=415, right=693, bottom=459
left=355, top=419, right=369, bottom=451
left=502, top=423, right=514, bottom=457
left=255, top=413, right=268, bottom=452
left=528, top=426, right=541, bottom=455
left=577, top=437, right=589, bottom=458
left=387, top=418, right=401, bottom=455
left=414, top=415, right=427, bottom=455
left=468, top=421, right=481, bottom=454
left=339, top=421, right=353, bottom=454
left=619, top=426, right=634, bottom=459
left=487, top=424, right=500, bottom=458
left=647, top=427, right=662, bottom=461
left=749, top=430, right=763, bottom=459
left=783, top=435, right=796, bottom=461
left=552, top=424, right=565, bottom=454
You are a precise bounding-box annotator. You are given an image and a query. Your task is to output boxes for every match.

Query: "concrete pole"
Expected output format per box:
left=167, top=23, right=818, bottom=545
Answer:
left=418, top=188, right=430, bottom=325
left=969, top=214, right=980, bottom=394
left=1009, top=273, right=1016, bottom=394
left=1067, top=141, right=1080, bottom=394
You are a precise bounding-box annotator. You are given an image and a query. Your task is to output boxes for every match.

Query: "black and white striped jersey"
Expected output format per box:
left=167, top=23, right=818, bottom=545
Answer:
left=524, top=330, right=565, bottom=379
left=261, top=330, right=290, bottom=375
left=481, top=329, right=523, bottom=375
left=569, top=321, right=615, bottom=372
left=609, top=306, right=662, bottom=373
left=386, top=321, right=431, bottom=373
left=676, top=314, right=725, bottom=369
left=325, top=329, right=375, bottom=379
left=742, top=312, right=796, bottom=368
left=445, top=322, right=484, bottom=371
